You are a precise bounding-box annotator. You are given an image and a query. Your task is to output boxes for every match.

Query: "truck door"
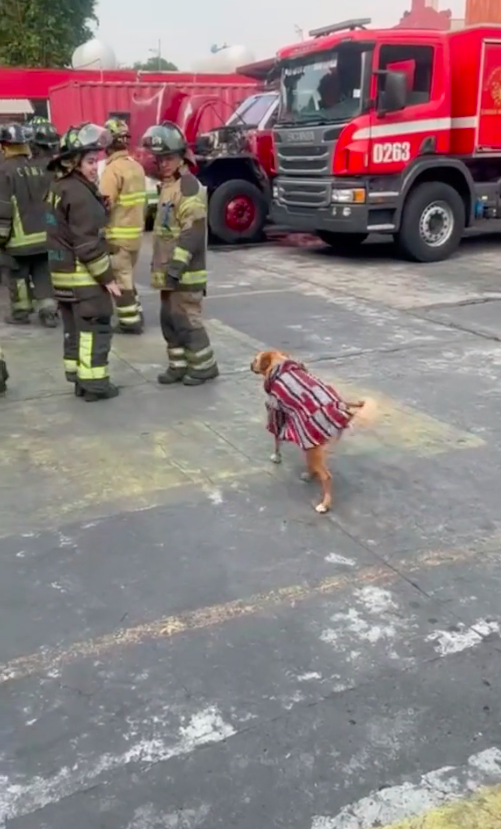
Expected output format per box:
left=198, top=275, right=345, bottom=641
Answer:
left=477, top=40, right=501, bottom=152
left=368, top=42, right=448, bottom=175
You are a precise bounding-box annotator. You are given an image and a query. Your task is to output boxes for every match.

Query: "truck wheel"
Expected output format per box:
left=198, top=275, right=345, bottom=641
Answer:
left=317, top=231, right=368, bottom=250
left=397, top=182, right=465, bottom=263
left=209, top=179, right=268, bottom=244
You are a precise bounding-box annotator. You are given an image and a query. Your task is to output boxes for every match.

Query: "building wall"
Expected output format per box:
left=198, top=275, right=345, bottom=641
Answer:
left=465, top=0, right=501, bottom=25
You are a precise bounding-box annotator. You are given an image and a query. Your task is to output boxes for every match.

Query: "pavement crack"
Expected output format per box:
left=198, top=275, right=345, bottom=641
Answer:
left=406, top=295, right=501, bottom=312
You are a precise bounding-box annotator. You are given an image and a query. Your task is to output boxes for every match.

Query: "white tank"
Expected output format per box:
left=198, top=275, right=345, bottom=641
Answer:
left=71, top=39, right=118, bottom=70
left=191, top=45, right=256, bottom=74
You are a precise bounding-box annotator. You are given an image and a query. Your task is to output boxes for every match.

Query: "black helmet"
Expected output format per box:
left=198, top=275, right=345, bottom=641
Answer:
left=48, top=122, right=112, bottom=171
left=32, top=121, right=59, bottom=150
left=0, top=123, right=28, bottom=145
left=22, top=124, right=35, bottom=143
left=141, top=122, right=187, bottom=157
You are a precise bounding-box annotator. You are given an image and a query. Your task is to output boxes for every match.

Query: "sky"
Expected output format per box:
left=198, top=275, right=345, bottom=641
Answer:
left=94, top=0, right=467, bottom=70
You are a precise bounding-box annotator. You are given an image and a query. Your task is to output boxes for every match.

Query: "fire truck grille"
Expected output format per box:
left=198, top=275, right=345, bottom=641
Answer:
left=277, top=144, right=330, bottom=175
left=277, top=179, right=330, bottom=208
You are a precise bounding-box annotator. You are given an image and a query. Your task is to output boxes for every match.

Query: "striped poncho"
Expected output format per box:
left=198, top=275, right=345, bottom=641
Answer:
left=264, top=359, right=353, bottom=450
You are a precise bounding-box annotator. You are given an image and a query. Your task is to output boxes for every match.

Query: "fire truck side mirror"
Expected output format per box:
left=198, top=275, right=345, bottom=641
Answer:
left=376, top=70, right=407, bottom=116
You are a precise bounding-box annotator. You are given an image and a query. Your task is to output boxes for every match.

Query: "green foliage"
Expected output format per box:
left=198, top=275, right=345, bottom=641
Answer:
left=131, top=56, right=178, bottom=72
left=0, top=0, right=97, bottom=67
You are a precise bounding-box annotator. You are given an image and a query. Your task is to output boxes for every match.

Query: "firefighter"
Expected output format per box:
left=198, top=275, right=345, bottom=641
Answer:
left=141, top=122, right=219, bottom=386
left=100, top=118, right=146, bottom=334
left=30, top=119, right=60, bottom=164
left=0, top=345, right=8, bottom=394
left=46, top=123, right=122, bottom=402
left=0, top=122, right=58, bottom=327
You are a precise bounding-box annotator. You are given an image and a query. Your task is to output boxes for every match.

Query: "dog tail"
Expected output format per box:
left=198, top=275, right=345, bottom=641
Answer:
left=347, top=398, right=378, bottom=428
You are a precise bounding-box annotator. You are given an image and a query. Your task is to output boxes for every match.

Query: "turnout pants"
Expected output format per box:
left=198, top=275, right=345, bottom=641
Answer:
left=58, top=300, right=113, bottom=394
left=160, top=289, right=218, bottom=380
left=8, top=254, right=56, bottom=319
left=110, top=247, right=143, bottom=330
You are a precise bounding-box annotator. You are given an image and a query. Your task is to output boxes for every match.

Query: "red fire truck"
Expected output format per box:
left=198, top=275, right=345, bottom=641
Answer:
left=270, top=19, right=501, bottom=262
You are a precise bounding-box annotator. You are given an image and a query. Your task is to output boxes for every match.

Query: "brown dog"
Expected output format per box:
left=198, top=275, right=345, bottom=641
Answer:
left=251, top=350, right=376, bottom=514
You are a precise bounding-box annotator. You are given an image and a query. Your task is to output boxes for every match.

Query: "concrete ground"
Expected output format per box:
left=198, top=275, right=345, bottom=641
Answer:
left=1, top=233, right=501, bottom=828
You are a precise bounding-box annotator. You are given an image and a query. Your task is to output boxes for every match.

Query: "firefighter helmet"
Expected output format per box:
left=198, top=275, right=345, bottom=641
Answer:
left=22, top=124, right=35, bottom=143
left=105, top=118, right=130, bottom=137
left=32, top=121, right=59, bottom=149
left=58, top=123, right=113, bottom=157
left=0, top=123, right=28, bottom=145
left=141, top=122, right=188, bottom=157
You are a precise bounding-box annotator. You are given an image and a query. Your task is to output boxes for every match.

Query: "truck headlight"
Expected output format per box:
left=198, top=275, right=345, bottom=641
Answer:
left=331, top=188, right=365, bottom=204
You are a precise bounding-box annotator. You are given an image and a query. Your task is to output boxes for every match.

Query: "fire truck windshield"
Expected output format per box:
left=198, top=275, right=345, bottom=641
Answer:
left=279, top=46, right=363, bottom=125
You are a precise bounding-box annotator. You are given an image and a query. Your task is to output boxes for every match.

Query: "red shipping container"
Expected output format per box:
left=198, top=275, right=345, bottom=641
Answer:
left=48, top=80, right=261, bottom=140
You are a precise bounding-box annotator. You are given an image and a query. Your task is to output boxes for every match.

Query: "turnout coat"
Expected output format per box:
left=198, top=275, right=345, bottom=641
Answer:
left=264, top=359, right=353, bottom=450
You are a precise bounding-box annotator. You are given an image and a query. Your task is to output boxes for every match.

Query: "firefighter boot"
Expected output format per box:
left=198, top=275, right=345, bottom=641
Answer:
left=0, top=356, right=9, bottom=394
left=83, top=383, right=120, bottom=403
left=158, top=346, right=187, bottom=384
left=39, top=307, right=59, bottom=329
left=4, top=311, right=30, bottom=325
left=157, top=368, right=186, bottom=385
left=183, top=363, right=220, bottom=386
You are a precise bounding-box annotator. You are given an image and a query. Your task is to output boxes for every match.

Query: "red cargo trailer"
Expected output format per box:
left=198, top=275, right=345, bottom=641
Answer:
left=48, top=80, right=261, bottom=136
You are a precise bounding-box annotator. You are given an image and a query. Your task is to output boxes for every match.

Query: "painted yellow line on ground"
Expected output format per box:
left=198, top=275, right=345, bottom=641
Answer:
left=313, top=748, right=501, bottom=829
left=379, top=785, right=501, bottom=828
left=1, top=535, right=500, bottom=686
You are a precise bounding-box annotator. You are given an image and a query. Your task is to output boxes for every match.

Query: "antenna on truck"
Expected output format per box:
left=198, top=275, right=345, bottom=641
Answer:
left=308, top=18, right=372, bottom=38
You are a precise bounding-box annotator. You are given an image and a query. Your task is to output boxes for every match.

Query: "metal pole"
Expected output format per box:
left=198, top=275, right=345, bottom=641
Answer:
left=158, top=39, right=161, bottom=70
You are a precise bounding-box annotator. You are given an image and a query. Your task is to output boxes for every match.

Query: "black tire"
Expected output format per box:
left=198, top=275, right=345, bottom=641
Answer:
left=397, top=181, right=465, bottom=263
left=317, top=231, right=368, bottom=250
left=209, top=179, right=268, bottom=244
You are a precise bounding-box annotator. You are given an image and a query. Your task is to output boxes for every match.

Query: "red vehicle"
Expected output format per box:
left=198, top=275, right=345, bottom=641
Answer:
left=131, top=60, right=279, bottom=243
left=270, top=19, right=501, bottom=262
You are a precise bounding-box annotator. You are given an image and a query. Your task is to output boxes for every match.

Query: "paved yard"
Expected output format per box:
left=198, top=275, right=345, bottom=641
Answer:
left=1, top=233, right=501, bottom=828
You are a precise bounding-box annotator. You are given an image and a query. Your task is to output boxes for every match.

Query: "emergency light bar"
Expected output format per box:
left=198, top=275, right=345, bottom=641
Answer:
left=308, top=18, right=372, bottom=38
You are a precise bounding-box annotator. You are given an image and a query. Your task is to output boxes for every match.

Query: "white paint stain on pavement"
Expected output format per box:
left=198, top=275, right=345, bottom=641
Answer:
left=320, top=588, right=402, bottom=650
left=207, top=488, right=224, bottom=506
left=325, top=553, right=356, bottom=567
left=311, top=747, right=501, bottom=828
left=126, top=802, right=211, bottom=828
left=426, top=618, right=500, bottom=656
left=354, top=586, right=397, bottom=614
left=0, top=707, right=235, bottom=825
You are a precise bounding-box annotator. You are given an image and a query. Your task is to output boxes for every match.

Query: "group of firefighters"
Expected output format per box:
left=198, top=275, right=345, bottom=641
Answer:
left=0, top=116, right=219, bottom=401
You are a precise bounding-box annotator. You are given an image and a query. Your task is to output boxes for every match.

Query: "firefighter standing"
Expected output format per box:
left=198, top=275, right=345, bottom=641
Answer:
left=0, top=123, right=58, bottom=327
left=99, top=119, right=146, bottom=334
left=46, top=123, right=122, bottom=402
left=29, top=117, right=60, bottom=164
left=141, top=123, right=219, bottom=386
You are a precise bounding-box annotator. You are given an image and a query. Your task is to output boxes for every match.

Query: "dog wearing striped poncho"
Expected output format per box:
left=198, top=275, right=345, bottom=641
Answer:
left=251, top=350, right=376, bottom=514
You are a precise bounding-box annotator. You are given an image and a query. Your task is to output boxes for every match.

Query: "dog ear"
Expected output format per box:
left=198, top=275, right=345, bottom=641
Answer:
left=258, top=352, right=273, bottom=373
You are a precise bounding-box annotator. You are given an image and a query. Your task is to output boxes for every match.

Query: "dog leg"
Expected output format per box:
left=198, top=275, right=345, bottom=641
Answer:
left=306, top=446, right=332, bottom=514
left=270, top=437, right=282, bottom=465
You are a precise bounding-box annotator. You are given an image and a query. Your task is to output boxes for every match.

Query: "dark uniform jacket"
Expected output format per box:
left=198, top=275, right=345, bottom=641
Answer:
left=46, top=171, right=114, bottom=306
left=151, top=169, right=207, bottom=292
left=0, top=151, right=50, bottom=256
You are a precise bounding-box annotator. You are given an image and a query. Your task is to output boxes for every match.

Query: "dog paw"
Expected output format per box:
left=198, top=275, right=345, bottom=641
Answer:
left=300, top=472, right=313, bottom=483
left=315, top=503, right=330, bottom=514
left=270, top=452, right=282, bottom=465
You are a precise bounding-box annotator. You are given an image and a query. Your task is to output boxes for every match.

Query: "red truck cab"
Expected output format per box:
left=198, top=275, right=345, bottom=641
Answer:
left=271, top=19, right=501, bottom=261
